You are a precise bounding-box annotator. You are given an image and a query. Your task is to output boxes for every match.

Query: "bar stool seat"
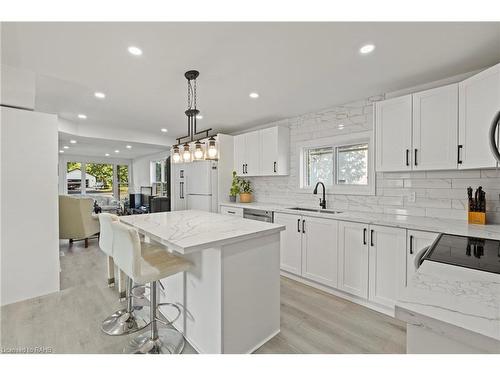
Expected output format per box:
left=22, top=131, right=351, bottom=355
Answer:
left=111, top=221, right=192, bottom=354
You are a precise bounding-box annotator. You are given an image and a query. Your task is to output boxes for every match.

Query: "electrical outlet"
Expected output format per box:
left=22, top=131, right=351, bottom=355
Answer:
left=408, top=191, right=416, bottom=203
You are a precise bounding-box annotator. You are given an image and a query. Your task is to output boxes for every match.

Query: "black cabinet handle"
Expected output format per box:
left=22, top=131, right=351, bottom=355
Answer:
left=297, top=219, right=301, bottom=233
left=302, top=219, right=305, bottom=234
left=273, top=161, right=277, bottom=173
left=245, top=164, right=248, bottom=174
left=363, top=228, right=367, bottom=245
left=409, top=235, right=414, bottom=255
left=457, top=145, right=463, bottom=165
left=406, top=149, right=409, bottom=166
left=370, top=229, right=374, bottom=247
left=414, top=149, right=418, bottom=166
left=227, top=211, right=236, bottom=214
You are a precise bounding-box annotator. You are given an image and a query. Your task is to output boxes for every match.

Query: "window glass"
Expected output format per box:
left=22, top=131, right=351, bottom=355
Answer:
left=117, top=165, right=129, bottom=202
left=85, top=163, right=114, bottom=197
left=66, top=162, right=82, bottom=194
left=336, top=143, right=368, bottom=185
left=305, top=147, right=333, bottom=187
left=154, top=161, right=162, bottom=183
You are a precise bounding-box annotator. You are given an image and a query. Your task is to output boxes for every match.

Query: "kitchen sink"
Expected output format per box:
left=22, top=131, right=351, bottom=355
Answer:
left=287, top=207, right=342, bottom=214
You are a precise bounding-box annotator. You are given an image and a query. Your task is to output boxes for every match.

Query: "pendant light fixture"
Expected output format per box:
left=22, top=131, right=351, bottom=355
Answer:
left=171, top=70, right=218, bottom=163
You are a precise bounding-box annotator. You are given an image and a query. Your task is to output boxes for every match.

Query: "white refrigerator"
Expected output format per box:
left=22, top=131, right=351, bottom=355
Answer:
left=171, top=160, right=218, bottom=212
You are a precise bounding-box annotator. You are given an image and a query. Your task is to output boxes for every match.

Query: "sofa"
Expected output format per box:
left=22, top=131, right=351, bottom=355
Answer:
left=59, top=195, right=100, bottom=247
left=83, top=194, right=121, bottom=214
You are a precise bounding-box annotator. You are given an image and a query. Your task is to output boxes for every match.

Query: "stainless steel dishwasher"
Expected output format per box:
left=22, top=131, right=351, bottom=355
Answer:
left=243, top=208, right=274, bottom=223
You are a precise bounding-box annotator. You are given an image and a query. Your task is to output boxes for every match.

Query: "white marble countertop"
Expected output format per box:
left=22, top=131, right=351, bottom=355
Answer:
left=120, top=210, right=285, bottom=254
left=396, top=261, right=500, bottom=343
left=220, top=201, right=500, bottom=240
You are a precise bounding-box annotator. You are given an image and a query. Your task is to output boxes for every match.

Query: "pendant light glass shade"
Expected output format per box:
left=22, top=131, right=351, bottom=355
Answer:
left=207, top=136, right=218, bottom=159
left=193, top=141, right=204, bottom=160
left=182, top=143, right=192, bottom=162
left=172, top=145, right=181, bottom=163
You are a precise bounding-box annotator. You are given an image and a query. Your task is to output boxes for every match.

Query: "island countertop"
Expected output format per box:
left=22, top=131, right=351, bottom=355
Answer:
left=120, top=210, right=285, bottom=254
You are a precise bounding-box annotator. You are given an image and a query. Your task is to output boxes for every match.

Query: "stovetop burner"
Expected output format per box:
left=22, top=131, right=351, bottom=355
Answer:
left=422, top=233, right=500, bottom=274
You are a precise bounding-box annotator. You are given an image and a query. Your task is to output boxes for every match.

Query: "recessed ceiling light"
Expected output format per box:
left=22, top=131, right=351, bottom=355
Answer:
left=196, top=114, right=203, bottom=120
left=70, top=140, right=77, bottom=144
left=126, top=145, right=132, bottom=149
left=249, top=92, right=259, bottom=99
left=94, top=92, right=106, bottom=99
left=105, top=153, right=110, bottom=157
left=63, top=146, right=69, bottom=149
left=161, top=128, right=168, bottom=133
left=78, top=114, right=87, bottom=119
left=59, top=150, right=64, bottom=153
left=114, top=150, right=120, bottom=153
left=359, top=44, right=375, bottom=54
left=338, top=124, right=345, bottom=129
left=128, top=46, right=143, bottom=56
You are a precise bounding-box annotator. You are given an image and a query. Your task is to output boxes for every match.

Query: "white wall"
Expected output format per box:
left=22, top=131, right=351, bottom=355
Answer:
left=131, top=150, right=170, bottom=193
left=0, top=64, right=36, bottom=110
left=1, top=107, right=60, bottom=305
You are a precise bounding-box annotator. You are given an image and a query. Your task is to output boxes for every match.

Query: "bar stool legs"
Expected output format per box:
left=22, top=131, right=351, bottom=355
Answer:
left=106, top=256, right=115, bottom=287
left=124, top=281, right=185, bottom=354
left=101, top=277, right=148, bottom=336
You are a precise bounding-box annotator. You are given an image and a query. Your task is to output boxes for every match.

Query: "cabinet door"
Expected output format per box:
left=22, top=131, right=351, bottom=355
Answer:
left=234, top=134, right=246, bottom=176
left=171, top=164, right=186, bottom=211
left=338, top=221, right=369, bottom=298
left=301, top=216, right=338, bottom=288
left=274, top=212, right=303, bottom=275
left=459, top=63, right=500, bottom=169
left=413, top=84, right=458, bottom=170
left=244, top=131, right=261, bottom=176
left=375, top=95, right=413, bottom=172
left=368, top=225, right=406, bottom=308
left=260, top=127, right=278, bottom=175
left=406, top=230, right=439, bottom=286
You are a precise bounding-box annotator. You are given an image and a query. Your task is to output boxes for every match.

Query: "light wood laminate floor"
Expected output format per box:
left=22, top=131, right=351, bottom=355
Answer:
left=1, top=239, right=406, bottom=354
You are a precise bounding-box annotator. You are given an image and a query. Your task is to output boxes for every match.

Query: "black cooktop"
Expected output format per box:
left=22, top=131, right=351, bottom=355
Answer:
left=422, top=234, right=500, bottom=274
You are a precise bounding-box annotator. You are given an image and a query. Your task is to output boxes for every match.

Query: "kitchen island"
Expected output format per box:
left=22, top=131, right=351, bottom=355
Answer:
left=396, top=261, right=500, bottom=353
left=120, top=210, right=285, bottom=354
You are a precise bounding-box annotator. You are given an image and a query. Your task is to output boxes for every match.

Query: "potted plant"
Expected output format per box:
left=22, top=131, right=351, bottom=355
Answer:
left=239, top=178, right=253, bottom=203
left=229, top=171, right=240, bottom=202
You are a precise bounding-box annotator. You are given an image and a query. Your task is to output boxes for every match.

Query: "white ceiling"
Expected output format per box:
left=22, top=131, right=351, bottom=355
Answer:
left=58, top=132, right=168, bottom=159
left=2, top=22, right=500, bottom=140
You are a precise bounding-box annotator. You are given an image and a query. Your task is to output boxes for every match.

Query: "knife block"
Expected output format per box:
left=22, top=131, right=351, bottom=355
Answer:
left=468, top=211, right=486, bottom=225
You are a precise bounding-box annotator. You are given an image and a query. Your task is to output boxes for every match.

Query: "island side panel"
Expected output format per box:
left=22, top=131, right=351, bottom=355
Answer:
left=159, top=247, right=223, bottom=354
left=220, top=232, right=281, bottom=353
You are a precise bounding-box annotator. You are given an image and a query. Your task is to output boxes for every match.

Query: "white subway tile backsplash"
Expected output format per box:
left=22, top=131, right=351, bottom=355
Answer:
left=245, top=95, right=500, bottom=223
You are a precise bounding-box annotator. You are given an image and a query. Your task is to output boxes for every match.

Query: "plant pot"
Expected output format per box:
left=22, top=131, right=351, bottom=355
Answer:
left=239, top=193, right=253, bottom=203
left=229, top=195, right=237, bottom=202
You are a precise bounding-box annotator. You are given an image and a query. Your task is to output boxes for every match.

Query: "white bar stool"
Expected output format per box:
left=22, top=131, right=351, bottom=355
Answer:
left=111, top=221, right=192, bottom=354
left=99, top=213, right=148, bottom=336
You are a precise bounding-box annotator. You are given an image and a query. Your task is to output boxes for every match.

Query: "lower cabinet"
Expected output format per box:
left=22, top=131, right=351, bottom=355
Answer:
left=406, top=230, right=439, bottom=285
left=368, top=225, right=406, bottom=308
left=274, top=212, right=338, bottom=288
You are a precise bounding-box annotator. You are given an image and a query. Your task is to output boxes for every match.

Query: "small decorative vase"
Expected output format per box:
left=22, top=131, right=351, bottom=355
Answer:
left=239, top=193, right=252, bottom=203
left=229, top=195, right=236, bottom=202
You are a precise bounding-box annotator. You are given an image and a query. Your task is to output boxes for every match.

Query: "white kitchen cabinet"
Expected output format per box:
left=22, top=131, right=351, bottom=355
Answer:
left=406, top=230, right=439, bottom=286
left=458, top=63, right=500, bottom=169
left=274, top=212, right=303, bottom=275
left=368, top=225, right=406, bottom=308
left=412, top=84, right=459, bottom=170
left=375, top=95, right=413, bottom=172
left=301, top=216, right=338, bottom=288
left=234, top=134, right=246, bottom=176
left=259, top=126, right=290, bottom=176
left=219, top=205, right=244, bottom=217
left=234, top=131, right=260, bottom=176
left=338, top=221, right=369, bottom=298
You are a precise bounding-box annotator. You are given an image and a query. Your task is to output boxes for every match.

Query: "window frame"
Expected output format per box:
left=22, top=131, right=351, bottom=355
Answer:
left=298, top=130, right=375, bottom=196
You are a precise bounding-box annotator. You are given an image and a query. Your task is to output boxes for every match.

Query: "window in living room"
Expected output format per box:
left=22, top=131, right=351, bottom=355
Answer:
left=117, top=164, right=129, bottom=203
left=66, top=162, right=82, bottom=194
left=84, top=163, right=114, bottom=198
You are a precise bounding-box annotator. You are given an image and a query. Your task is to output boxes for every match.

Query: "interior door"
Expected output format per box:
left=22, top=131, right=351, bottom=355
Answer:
left=375, top=95, right=413, bottom=172
left=412, top=84, right=458, bottom=170
left=459, top=63, right=500, bottom=169
left=301, top=216, right=338, bottom=288
left=338, top=221, right=369, bottom=298
left=368, top=225, right=406, bottom=308
left=244, top=131, right=261, bottom=176
left=406, top=230, right=439, bottom=286
left=274, top=212, right=302, bottom=275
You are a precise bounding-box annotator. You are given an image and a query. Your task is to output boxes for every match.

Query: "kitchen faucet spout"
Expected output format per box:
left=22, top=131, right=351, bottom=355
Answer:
left=313, top=182, right=327, bottom=209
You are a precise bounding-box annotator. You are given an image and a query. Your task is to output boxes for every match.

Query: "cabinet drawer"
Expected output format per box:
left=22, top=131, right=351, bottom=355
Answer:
left=220, top=206, right=243, bottom=217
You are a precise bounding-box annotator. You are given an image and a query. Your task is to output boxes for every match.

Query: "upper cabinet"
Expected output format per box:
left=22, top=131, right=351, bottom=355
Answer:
left=234, top=126, right=290, bottom=177
left=412, top=84, right=458, bottom=171
left=375, top=63, right=500, bottom=172
left=458, top=64, right=500, bottom=169
left=375, top=95, right=412, bottom=172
